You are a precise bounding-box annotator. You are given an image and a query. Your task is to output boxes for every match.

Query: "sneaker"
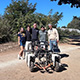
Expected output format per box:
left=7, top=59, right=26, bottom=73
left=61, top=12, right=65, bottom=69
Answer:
left=23, top=57, right=25, bottom=60
left=20, top=57, right=23, bottom=60
left=18, top=54, right=22, bottom=60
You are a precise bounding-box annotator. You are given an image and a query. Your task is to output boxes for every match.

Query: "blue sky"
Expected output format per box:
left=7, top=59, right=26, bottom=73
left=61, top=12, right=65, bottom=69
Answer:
left=0, top=0, right=80, bottom=27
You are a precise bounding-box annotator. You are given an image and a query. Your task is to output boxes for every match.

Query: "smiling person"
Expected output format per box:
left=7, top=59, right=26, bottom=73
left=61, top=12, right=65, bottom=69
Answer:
left=25, top=25, right=32, bottom=50
left=39, top=25, right=47, bottom=50
left=25, top=25, right=32, bottom=61
left=39, top=26, right=47, bottom=42
left=18, top=27, right=26, bottom=60
left=32, top=23, right=39, bottom=41
left=48, top=24, right=59, bottom=51
left=31, top=23, right=39, bottom=50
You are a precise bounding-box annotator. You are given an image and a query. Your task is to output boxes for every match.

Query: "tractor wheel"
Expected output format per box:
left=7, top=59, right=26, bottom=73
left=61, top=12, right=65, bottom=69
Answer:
left=54, top=61, right=60, bottom=72
left=30, top=61, right=34, bottom=72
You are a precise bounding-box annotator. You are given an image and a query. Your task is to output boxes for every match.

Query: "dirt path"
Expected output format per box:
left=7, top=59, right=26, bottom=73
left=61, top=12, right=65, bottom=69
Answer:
left=0, top=43, right=80, bottom=80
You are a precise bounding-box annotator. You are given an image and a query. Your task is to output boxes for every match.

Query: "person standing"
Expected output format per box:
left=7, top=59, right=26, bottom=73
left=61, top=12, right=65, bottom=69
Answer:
left=31, top=23, right=39, bottom=50
left=18, top=27, right=26, bottom=59
left=32, top=23, right=39, bottom=41
left=25, top=25, right=32, bottom=50
left=39, top=26, right=47, bottom=49
left=25, top=25, right=32, bottom=63
left=39, top=26, right=47, bottom=42
left=48, top=24, right=59, bottom=51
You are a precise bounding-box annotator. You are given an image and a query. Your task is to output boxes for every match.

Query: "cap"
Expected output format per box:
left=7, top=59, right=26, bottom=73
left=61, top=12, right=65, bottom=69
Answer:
left=41, top=26, right=44, bottom=28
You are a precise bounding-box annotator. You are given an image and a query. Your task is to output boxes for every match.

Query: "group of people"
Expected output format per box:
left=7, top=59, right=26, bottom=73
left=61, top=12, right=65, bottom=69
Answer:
left=18, top=23, right=59, bottom=60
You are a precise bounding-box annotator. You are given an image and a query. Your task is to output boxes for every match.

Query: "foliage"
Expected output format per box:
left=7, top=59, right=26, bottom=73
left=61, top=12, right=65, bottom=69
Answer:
left=0, top=16, right=12, bottom=43
left=31, top=11, right=63, bottom=29
left=50, top=0, right=80, bottom=8
left=4, top=0, right=36, bottom=19
left=67, top=16, right=80, bottom=30
left=4, top=0, right=37, bottom=32
left=61, top=26, right=66, bottom=28
left=58, top=28, right=80, bottom=37
left=0, top=0, right=63, bottom=43
left=57, top=28, right=80, bottom=42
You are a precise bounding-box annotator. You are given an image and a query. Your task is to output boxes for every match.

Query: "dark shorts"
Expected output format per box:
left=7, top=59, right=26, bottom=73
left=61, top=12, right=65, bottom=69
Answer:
left=20, top=41, right=25, bottom=47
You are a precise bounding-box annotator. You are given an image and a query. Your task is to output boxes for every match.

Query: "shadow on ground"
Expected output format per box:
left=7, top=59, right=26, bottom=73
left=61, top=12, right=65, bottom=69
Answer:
left=57, top=53, right=69, bottom=72
left=70, top=43, right=80, bottom=46
left=68, top=36, right=80, bottom=46
left=59, top=53, right=69, bottom=59
left=58, top=63, right=68, bottom=72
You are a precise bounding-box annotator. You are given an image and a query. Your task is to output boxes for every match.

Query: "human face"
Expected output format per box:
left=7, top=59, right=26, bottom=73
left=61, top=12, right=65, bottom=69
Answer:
left=20, top=27, right=24, bottom=32
left=48, top=25, right=52, bottom=29
left=33, top=23, right=37, bottom=28
left=27, top=26, right=30, bottom=31
left=41, top=27, right=45, bottom=31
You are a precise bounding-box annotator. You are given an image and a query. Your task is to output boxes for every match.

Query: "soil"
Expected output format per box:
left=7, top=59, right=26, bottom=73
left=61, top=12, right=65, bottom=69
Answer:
left=0, top=41, right=80, bottom=80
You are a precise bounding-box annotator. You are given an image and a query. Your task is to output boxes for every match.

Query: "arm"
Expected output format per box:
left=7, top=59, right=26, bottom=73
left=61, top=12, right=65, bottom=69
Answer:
left=18, top=36, right=20, bottom=46
left=47, top=30, right=50, bottom=43
left=56, top=29, right=59, bottom=43
left=39, top=31, right=40, bottom=41
left=37, top=29, right=39, bottom=40
left=18, top=32, right=20, bottom=46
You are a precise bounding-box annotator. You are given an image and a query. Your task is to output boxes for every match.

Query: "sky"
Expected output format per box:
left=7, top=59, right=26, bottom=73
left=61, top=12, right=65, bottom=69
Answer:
left=0, top=0, right=80, bottom=27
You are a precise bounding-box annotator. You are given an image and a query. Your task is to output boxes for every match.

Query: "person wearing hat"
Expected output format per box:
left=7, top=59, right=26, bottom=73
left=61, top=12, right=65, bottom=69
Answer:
left=48, top=24, right=59, bottom=51
left=39, top=26, right=47, bottom=50
left=39, top=26, right=47, bottom=42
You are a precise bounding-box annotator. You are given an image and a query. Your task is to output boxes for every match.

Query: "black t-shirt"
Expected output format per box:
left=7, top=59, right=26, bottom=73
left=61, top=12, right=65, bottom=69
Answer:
left=32, top=28, right=39, bottom=41
left=25, top=30, right=31, bottom=41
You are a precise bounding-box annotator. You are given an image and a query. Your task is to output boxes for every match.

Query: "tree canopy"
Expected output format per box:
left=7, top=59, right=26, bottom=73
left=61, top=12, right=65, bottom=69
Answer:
left=51, top=0, right=80, bottom=8
left=0, top=0, right=63, bottom=43
left=67, top=16, right=80, bottom=30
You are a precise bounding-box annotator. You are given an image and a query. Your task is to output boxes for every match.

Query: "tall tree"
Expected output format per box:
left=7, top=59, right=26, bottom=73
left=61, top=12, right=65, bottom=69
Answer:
left=47, top=9, right=63, bottom=28
left=4, top=0, right=36, bottom=20
left=4, top=0, right=37, bottom=32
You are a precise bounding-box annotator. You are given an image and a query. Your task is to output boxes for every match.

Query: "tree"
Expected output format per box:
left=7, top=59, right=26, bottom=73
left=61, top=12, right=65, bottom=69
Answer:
left=3, top=0, right=37, bottom=40
left=1, top=0, right=37, bottom=42
left=67, top=16, right=80, bottom=30
left=62, top=26, right=66, bottom=28
left=50, top=0, right=80, bottom=8
left=0, top=16, right=12, bottom=43
left=32, top=10, right=63, bottom=29
left=4, top=0, right=36, bottom=20
left=37, top=9, right=63, bottom=28
left=0, top=0, right=63, bottom=43
left=4, top=0, right=36, bottom=28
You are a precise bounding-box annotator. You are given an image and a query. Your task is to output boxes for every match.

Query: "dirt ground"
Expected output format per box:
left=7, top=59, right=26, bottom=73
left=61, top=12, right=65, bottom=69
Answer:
left=0, top=42, right=80, bottom=80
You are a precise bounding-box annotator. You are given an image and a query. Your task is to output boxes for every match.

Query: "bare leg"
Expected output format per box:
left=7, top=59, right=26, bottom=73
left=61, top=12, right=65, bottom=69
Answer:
left=19, top=46, right=24, bottom=57
left=23, top=47, right=25, bottom=59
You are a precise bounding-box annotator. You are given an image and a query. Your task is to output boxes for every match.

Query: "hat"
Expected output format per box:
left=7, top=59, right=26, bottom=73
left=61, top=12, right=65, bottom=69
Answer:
left=41, top=26, right=44, bottom=28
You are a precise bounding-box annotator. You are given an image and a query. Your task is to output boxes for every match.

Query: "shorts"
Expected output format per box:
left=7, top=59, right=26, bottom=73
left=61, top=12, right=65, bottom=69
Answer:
left=20, top=41, right=25, bottom=47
